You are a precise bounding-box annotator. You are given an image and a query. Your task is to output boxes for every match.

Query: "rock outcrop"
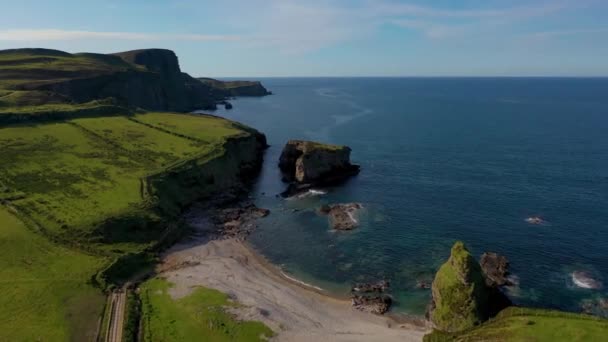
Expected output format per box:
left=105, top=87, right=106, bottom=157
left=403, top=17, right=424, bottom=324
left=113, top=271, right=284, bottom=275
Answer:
left=480, top=252, right=513, bottom=317
left=428, top=243, right=513, bottom=333
left=480, top=252, right=510, bottom=287
left=351, top=280, right=392, bottom=314
left=318, top=203, right=362, bottom=230
left=197, top=78, right=272, bottom=97
left=428, top=242, right=491, bottom=332
left=278, top=140, right=360, bottom=196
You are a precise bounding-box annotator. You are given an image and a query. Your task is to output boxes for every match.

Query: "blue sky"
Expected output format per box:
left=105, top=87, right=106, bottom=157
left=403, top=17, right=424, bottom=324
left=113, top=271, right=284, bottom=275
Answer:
left=1, top=0, right=607, bottom=77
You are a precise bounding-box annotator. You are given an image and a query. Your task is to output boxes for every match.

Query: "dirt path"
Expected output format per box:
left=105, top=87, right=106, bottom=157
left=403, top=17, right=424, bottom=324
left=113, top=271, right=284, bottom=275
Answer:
left=106, top=289, right=126, bottom=342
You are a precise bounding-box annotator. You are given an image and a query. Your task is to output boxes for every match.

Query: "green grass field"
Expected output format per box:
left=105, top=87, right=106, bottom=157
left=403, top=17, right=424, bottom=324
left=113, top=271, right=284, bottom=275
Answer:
left=0, top=207, right=107, bottom=342
left=140, top=278, right=274, bottom=342
left=0, top=111, right=262, bottom=340
left=0, top=113, right=247, bottom=250
left=424, top=307, right=608, bottom=342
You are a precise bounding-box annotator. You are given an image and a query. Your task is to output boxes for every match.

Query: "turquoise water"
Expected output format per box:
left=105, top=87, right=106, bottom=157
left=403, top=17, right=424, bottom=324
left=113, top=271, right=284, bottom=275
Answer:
left=209, top=78, right=608, bottom=316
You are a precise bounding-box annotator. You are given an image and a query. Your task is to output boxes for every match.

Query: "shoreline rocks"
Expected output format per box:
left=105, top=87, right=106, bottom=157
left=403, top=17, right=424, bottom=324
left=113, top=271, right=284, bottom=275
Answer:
left=351, top=280, right=392, bottom=315
left=318, top=203, right=363, bottom=230
left=211, top=201, right=271, bottom=239
left=278, top=140, right=360, bottom=197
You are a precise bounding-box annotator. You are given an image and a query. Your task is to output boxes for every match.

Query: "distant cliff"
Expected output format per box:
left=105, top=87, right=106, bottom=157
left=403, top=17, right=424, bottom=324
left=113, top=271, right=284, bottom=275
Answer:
left=0, top=48, right=270, bottom=112
left=198, top=78, right=272, bottom=97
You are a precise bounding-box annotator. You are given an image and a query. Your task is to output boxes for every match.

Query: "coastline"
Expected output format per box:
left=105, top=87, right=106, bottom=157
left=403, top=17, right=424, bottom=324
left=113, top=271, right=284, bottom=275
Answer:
left=157, top=211, right=429, bottom=341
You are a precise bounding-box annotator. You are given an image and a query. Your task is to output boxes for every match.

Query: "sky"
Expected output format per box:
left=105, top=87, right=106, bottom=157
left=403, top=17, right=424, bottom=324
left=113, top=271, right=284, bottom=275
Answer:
left=0, top=0, right=607, bottom=77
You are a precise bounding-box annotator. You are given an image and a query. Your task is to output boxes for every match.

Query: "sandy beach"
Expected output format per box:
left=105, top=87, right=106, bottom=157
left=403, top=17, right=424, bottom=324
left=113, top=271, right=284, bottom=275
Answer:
left=158, top=215, right=429, bottom=341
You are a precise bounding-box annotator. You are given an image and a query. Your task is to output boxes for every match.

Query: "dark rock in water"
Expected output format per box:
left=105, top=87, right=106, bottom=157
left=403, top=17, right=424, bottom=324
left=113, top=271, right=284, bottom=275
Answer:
left=572, top=271, right=603, bottom=289
left=352, top=280, right=390, bottom=293
left=416, top=280, right=431, bottom=289
left=224, top=101, right=233, bottom=109
left=253, top=208, right=270, bottom=218
left=318, top=203, right=362, bottom=230
left=318, top=204, right=332, bottom=215
left=278, top=140, right=360, bottom=196
left=352, top=294, right=392, bottom=315
left=581, top=297, right=608, bottom=317
left=525, top=216, right=546, bottom=225
left=480, top=252, right=511, bottom=287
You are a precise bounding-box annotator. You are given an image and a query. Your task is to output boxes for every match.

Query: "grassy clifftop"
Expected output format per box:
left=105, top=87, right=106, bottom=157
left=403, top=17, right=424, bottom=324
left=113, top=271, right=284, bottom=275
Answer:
left=0, top=48, right=226, bottom=112
left=0, top=111, right=266, bottom=340
left=425, top=307, right=608, bottom=342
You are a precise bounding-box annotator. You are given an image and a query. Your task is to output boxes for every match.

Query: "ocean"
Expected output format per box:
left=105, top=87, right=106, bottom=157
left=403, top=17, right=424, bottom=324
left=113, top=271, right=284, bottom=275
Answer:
left=207, top=77, right=608, bottom=316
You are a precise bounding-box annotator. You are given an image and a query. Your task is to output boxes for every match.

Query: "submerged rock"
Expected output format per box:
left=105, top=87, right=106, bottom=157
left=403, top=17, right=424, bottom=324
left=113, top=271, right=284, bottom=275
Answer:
left=318, top=203, right=363, bottom=230
left=572, top=271, right=603, bottom=290
left=525, top=216, right=546, bottom=225
left=278, top=140, right=359, bottom=196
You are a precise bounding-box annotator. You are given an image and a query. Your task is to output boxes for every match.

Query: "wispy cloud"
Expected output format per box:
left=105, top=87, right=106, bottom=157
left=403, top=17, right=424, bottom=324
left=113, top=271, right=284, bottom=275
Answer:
left=526, top=27, right=608, bottom=39
left=0, top=29, right=240, bottom=42
left=370, top=1, right=570, bottom=19
left=0, top=0, right=602, bottom=54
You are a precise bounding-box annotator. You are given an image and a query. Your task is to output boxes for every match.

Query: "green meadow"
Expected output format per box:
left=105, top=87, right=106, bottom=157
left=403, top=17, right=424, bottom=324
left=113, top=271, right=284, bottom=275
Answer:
left=0, top=207, right=106, bottom=342
left=0, top=111, right=259, bottom=340
left=424, top=307, right=608, bottom=342
left=140, top=278, right=274, bottom=342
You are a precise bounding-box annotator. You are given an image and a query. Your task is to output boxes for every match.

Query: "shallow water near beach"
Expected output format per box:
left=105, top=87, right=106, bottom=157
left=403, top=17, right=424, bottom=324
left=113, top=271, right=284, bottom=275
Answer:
left=205, top=77, right=608, bottom=316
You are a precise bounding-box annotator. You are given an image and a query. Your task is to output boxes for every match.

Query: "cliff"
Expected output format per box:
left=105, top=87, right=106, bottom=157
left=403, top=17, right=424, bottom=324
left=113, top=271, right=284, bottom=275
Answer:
left=197, top=78, right=272, bottom=97
left=0, top=48, right=269, bottom=113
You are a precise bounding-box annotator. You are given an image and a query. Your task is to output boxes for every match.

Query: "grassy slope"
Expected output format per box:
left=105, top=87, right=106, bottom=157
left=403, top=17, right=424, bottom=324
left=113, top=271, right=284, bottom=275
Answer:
left=425, top=307, right=608, bottom=342
left=0, top=111, right=259, bottom=340
left=0, top=207, right=106, bottom=342
left=0, top=113, right=244, bottom=250
left=0, top=49, right=139, bottom=121
left=140, top=278, right=274, bottom=342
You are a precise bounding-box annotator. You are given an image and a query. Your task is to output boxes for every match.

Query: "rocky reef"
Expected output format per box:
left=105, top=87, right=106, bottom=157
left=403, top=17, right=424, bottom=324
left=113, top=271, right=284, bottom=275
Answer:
left=351, top=280, right=392, bottom=315
left=318, top=203, right=363, bottom=230
left=278, top=140, right=360, bottom=196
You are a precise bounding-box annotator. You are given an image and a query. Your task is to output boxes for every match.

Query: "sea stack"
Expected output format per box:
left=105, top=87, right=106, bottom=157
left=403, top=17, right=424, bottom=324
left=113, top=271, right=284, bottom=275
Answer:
left=278, top=140, right=360, bottom=195
left=428, top=242, right=492, bottom=332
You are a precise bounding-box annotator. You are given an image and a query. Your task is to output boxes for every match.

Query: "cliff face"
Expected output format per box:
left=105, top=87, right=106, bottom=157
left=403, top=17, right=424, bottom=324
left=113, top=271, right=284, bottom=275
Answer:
left=37, top=50, right=223, bottom=111
left=197, top=78, right=272, bottom=97
left=1, top=48, right=261, bottom=112
left=429, top=242, right=491, bottom=333
left=278, top=140, right=359, bottom=184
left=147, top=131, right=267, bottom=216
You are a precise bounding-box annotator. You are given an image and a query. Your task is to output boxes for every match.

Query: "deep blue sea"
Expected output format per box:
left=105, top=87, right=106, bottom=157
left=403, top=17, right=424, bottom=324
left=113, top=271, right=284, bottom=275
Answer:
left=209, top=78, right=608, bottom=316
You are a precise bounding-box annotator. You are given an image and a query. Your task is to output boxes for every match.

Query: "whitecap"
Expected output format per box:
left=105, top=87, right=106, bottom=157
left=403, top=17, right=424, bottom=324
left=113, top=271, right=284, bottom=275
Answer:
left=572, top=271, right=603, bottom=290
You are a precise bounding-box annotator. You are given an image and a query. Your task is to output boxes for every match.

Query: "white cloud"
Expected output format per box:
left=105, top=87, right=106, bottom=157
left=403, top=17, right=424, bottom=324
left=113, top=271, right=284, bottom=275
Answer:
left=0, top=29, right=240, bottom=42
left=0, top=1, right=599, bottom=54
left=527, top=28, right=608, bottom=39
